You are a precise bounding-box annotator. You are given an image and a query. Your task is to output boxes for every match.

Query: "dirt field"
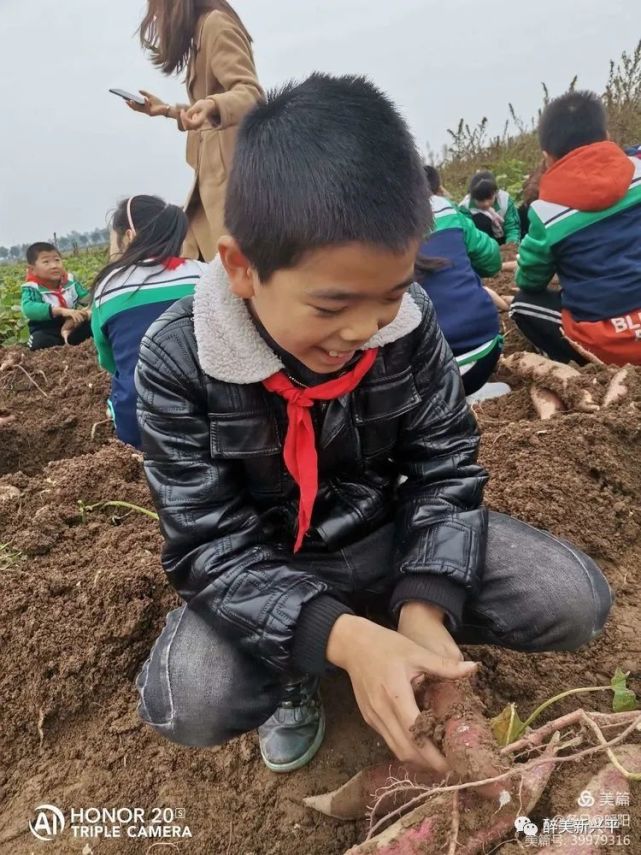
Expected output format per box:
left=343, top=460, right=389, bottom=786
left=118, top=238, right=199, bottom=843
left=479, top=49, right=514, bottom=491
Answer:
left=1, top=307, right=640, bottom=853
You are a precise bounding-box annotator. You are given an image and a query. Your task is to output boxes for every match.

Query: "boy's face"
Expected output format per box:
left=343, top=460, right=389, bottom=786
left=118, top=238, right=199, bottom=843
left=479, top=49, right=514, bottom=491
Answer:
left=221, top=239, right=420, bottom=374
left=474, top=195, right=496, bottom=211
left=29, top=251, right=64, bottom=283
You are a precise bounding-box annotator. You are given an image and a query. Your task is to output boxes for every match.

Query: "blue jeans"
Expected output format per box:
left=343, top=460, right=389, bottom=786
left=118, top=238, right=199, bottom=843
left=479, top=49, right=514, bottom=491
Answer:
left=135, top=512, right=612, bottom=747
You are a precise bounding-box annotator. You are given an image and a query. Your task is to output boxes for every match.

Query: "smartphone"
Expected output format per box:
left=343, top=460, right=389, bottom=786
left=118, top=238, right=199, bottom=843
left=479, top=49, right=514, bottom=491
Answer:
left=109, top=88, right=146, bottom=106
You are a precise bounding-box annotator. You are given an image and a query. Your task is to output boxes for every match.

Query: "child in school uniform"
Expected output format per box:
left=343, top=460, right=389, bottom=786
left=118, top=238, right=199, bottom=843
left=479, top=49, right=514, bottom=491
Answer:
left=134, top=74, right=612, bottom=775
left=511, top=91, right=641, bottom=365
left=91, top=196, right=208, bottom=447
left=21, top=243, right=92, bottom=350
left=416, top=166, right=503, bottom=395
left=460, top=170, right=521, bottom=246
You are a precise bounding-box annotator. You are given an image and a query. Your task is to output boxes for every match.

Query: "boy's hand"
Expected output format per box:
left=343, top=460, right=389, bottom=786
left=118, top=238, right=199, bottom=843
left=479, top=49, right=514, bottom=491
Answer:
left=56, top=308, right=86, bottom=325
left=61, top=317, right=75, bottom=344
left=397, top=601, right=464, bottom=664
left=327, top=614, right=477, bottom=773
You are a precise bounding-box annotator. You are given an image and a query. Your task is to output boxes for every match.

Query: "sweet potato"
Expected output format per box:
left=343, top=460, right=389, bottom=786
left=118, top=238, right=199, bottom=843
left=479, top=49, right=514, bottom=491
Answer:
left=303, top=763, right=440, bottom=821
left=345, top=737, right=560, bottom=854
left=530, top=386, right=565, bottom=420
left=344, top=793, right=452, bottom=854
left=415, top=680, right=511, bottom=803
left=503, top=352, right=599, bottom=413
left=538, top=744, right=641, bottom=854
left=603, top=368, right=629, bottom=407
left=459, top=737, right=560, bottom=854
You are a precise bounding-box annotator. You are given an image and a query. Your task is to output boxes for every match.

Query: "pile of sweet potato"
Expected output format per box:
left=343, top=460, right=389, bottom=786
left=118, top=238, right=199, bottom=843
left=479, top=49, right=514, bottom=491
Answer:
left=305, top=678, right=639, bottom=854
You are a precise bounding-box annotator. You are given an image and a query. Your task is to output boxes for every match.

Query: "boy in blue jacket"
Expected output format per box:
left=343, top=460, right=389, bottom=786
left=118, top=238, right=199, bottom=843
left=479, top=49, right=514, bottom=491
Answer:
left=134, top=75, right=612, bottom=775
left=511, top=91, right=641, bottom=365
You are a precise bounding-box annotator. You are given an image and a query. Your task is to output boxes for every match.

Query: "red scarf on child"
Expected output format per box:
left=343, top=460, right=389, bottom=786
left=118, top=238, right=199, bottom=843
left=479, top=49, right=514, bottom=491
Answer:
left=26, top=270, right=70, bottom=307
left=263, top=347, right=378, bottom=552
left=162, top=257, right=187, bottom=271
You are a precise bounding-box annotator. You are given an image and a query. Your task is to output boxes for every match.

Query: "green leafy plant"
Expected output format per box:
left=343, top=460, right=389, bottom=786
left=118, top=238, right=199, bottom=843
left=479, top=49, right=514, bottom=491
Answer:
left=491, top=668, right=639, bottom=746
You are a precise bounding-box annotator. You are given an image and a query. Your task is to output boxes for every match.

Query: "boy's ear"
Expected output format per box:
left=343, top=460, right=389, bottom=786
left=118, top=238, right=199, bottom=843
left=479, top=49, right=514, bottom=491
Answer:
left=218, top=236, right=257, bottom=298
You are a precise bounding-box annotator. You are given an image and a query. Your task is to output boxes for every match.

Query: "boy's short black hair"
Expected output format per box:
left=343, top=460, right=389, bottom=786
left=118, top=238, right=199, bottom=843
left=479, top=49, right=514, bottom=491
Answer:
left=469, top=170, right=498, bottom=202
left=225, top=73, right=431, bottom=281
left=424, top=165, right=441, bottom=194
left=538, top=90, right=607, bottom=159
left=26, top=242, right=59, bottom=265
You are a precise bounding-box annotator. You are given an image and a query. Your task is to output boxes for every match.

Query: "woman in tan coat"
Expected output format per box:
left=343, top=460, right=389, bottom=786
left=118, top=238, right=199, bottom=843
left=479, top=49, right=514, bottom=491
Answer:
left=129, top=0, right=264, bottom=261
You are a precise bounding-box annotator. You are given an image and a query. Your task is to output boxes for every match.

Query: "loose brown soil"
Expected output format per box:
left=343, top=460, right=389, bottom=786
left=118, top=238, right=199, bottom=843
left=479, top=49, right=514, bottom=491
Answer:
left=1, top=333, right=640, bottom=855
left=0, top=341, right=112, bottom=476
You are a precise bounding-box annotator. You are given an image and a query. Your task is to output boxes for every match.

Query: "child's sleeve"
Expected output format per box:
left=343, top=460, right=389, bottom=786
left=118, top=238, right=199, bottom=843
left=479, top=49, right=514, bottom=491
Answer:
left=90, top=304, right=116, bottom=374
left=21, top=285, right=52, bottom=322
left=389, top=289, right=489, bottom=630
left=515, top=208, right=556, bottom=291
left=136, top=317, right=353, bottom=676
left=459, top=211, right=502, bottom=277
left=73, top=279, right=89, bottom=306
left=504, top=196, right=522, bottom=245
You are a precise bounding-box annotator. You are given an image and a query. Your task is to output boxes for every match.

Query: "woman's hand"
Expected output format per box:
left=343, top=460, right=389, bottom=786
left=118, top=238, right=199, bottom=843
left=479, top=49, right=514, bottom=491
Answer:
left=180, top=99, right=219, bottom=131
left=327, top=614, right=477, bottom=773
left=127, top=90, right=169, bottom=118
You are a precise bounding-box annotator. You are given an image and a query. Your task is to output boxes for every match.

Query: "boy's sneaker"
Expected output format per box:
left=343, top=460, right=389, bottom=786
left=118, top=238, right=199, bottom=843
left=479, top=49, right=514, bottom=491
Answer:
left=258, top=675, right=325, bottom=773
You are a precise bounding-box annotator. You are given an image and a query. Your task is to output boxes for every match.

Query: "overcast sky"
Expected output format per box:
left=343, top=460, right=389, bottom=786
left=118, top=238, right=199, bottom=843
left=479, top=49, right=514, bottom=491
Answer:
left=0, top=0, right=635, bottom=246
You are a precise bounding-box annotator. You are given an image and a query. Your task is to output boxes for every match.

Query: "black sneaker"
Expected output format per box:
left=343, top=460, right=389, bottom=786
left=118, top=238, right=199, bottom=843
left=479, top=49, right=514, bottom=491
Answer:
left=258, top=676, right=325, bottom=773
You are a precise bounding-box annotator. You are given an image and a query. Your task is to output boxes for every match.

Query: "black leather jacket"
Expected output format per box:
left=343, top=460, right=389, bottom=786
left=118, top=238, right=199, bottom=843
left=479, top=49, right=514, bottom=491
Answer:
left=136, top=283, right=488, bottom=675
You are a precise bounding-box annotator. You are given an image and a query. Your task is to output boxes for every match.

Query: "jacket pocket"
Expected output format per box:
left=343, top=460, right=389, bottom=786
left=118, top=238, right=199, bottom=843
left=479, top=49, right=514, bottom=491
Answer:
left=198, top=129, right=227, bottom=188
left=353, top=368, right=421, bottom=458
left=210, top=413, right=281, bottom=458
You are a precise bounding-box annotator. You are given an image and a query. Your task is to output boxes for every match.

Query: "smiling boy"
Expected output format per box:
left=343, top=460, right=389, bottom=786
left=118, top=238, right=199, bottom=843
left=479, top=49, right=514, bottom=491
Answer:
left=134, top=74, right=611, bottom=774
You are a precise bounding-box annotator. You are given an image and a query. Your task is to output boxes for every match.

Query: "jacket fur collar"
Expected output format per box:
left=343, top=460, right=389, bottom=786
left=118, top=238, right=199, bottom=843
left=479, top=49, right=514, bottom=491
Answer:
left=193, top=255, right=423, bottom=383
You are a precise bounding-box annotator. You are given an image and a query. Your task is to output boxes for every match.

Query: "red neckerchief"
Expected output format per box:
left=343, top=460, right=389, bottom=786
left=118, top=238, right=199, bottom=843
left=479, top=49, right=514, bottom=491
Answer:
left=263, top=348, right=379, bottom=552
left=26, top=270, right=69, bottom=308
left=162, top=257, right=187, bottom=271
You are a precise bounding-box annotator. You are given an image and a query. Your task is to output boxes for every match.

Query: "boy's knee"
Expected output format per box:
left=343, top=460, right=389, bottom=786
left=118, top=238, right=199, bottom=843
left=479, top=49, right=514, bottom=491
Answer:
left=135, top=643, right=281, bottom=748
left=138, top=704, right=231, bottom=748
left=522, top=547, right=613, bottom=651
left=558, top=553, right=613, bottom=650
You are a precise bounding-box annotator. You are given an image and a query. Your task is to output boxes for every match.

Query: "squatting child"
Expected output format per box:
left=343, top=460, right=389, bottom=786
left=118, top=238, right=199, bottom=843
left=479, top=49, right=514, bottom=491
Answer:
left=21, top=243, right=92, bottom=350
left=460, top=170, right=521, bottom=246
left=511, top=91, right=641, bottom=366
left=416, top=165, right=503, bottom=395
left=134, top=74, right=612, bottom=775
